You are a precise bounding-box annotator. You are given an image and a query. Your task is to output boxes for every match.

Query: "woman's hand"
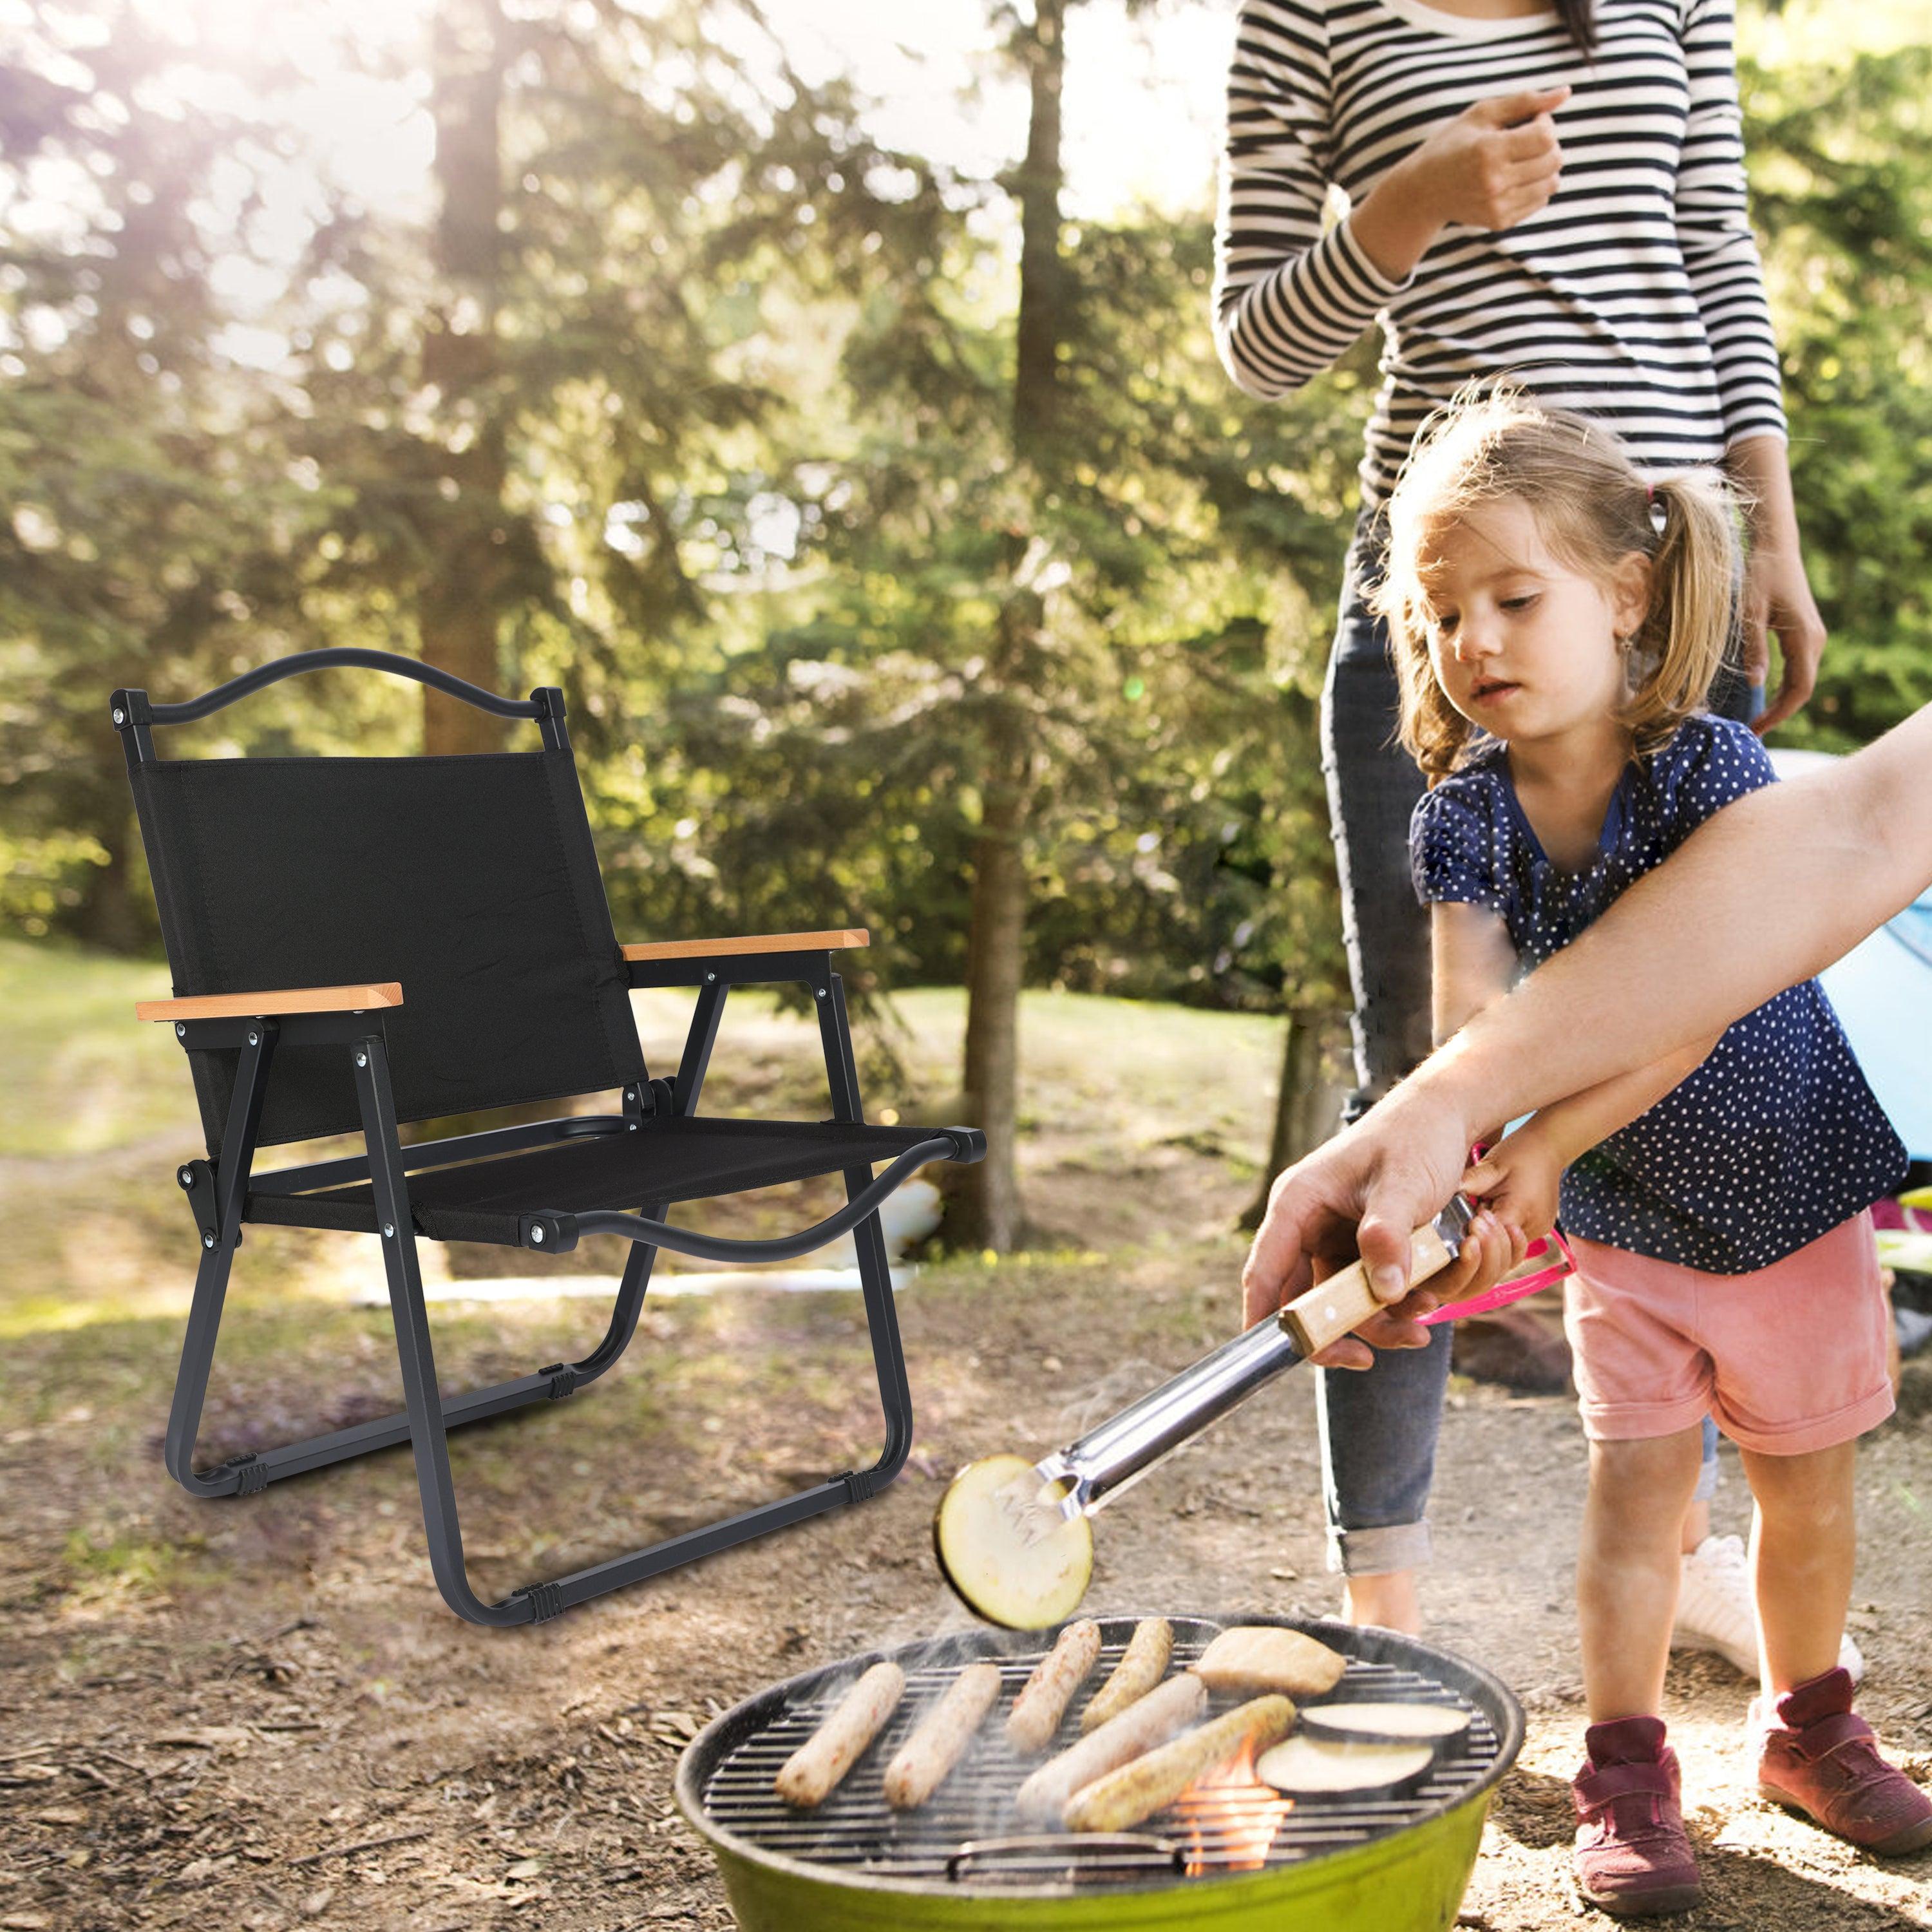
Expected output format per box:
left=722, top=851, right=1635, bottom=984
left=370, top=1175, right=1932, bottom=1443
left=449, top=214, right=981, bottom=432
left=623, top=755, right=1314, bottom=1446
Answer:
left=1725, top=432, right=1826, bottom=734
left=1743, top=542, right=1825, bottom=734
left=1353, top=86, right=1570, bottom=281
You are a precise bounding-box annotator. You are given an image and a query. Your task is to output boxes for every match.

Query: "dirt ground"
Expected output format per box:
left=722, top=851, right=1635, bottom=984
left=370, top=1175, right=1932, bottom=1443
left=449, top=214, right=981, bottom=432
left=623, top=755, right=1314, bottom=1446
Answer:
left=4, top=970, right=1929, bottom=1931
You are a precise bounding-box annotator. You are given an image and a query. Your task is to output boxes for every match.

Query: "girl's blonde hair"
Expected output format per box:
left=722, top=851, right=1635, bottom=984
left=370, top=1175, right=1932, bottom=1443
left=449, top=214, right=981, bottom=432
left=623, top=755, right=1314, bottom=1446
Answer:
left=1372, top=386, right=1744, bottom=781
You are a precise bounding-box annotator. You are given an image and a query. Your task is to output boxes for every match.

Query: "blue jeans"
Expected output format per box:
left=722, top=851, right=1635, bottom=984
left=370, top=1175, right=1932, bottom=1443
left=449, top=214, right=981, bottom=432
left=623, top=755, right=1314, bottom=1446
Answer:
left=1312, top=518, right=1732, bottom=1575
left=1315, top=520, right=1446, bottom=1574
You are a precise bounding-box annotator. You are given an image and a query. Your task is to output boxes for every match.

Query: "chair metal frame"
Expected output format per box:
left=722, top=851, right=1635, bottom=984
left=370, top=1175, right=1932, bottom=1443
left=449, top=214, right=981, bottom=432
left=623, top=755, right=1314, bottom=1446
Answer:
left=112, top=650, right=980, bottom=1626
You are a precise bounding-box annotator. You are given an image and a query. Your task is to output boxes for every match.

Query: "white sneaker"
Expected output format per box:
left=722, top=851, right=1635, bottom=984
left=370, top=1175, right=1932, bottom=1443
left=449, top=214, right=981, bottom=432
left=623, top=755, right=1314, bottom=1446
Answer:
left=1672, top=1533, right=1757, bottom=1674
left=1671, top=1534, right=1865, bottom=1685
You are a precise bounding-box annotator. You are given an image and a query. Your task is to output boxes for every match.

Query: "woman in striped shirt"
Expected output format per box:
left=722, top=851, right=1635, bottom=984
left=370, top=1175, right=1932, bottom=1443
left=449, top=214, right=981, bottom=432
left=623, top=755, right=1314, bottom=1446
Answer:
left=1213, top=0, right=1823, bottom=1640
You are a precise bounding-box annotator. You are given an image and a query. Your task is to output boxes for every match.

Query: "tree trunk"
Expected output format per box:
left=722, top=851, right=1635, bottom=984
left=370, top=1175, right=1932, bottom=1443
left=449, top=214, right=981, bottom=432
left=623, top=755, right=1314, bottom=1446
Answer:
left=952, top=0, right=1067, bottom=1251
left=1240, top=1007, right=1347, bottom=1231
left=421, top=0, right=509, bottom=755
left=73, top=808, right=144, bottom=954
left=1010, top=0, right=1065, bottom=464
left=955, top=667, right=1034, bottom=1251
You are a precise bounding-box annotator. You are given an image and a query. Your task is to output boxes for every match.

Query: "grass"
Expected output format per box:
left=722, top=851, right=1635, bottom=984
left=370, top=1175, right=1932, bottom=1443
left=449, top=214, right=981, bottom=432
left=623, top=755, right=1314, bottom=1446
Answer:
left=1, top=936, right=1289, bottom=1341
left=0, top=937, right=182, bottom=1155
left=0, top=940, right=1277, bottom=1612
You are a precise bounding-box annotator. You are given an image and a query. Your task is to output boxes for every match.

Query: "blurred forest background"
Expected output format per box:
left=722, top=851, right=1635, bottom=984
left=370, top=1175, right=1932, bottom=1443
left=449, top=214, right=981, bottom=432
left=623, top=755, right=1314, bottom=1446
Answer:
left=1, top=0, right=1927, bottom=1246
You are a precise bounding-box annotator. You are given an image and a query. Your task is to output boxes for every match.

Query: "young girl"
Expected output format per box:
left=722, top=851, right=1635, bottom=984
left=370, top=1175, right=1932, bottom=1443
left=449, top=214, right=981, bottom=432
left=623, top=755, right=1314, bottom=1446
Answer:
left=1376, top=390, right=1929, bottom=1917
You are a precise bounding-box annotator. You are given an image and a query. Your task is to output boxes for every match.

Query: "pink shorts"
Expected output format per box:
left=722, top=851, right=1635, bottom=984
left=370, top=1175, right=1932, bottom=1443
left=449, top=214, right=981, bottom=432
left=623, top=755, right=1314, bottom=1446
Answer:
left=1563, top=1213, right=1893, bottom=1455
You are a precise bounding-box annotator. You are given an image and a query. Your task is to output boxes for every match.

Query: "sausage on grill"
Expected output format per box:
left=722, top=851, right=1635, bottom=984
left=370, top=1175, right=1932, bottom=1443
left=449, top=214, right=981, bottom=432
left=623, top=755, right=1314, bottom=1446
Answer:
left=773, top=1660, right=905, bottom=1807
left=1012, top=1669, right=1206, bottom=1825
left=1079, top=1617, right=1174, bottom=1733
left=1063, top=1694, right=1298, bottom=1832
left=1004, top=1618, right=1103, bottom=1753
left=882, top=1662, right=1002, bottom=1810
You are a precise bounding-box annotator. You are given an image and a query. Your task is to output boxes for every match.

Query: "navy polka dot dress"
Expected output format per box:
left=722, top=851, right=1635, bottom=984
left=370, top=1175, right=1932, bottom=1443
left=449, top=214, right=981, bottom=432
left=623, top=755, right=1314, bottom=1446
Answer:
left=1411, top=714, right=1907, bottom=1273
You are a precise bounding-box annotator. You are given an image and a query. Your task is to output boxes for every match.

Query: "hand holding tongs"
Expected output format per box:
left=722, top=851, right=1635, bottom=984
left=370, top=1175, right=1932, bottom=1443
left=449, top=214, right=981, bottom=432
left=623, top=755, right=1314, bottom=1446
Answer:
left=1027, top=1193, right=1477, bottom=1524
left=934, top=1197, right=1478, bottom=1627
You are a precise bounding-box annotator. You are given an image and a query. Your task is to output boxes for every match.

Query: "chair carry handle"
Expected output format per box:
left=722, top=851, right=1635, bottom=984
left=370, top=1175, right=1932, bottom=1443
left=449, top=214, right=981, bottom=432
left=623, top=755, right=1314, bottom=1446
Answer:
left=112, top=647, right=550, bottom=728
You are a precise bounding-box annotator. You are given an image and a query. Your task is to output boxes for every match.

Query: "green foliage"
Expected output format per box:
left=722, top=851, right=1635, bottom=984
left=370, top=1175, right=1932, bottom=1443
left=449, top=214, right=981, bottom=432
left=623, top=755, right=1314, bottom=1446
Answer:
left=0, top=5, right=337, bottom=942
left=647, top=187, right=1366, bottom=1010
left=0, top=0, right=1923, bottom=1025
left=1742, top=38, right=1932, bottom=746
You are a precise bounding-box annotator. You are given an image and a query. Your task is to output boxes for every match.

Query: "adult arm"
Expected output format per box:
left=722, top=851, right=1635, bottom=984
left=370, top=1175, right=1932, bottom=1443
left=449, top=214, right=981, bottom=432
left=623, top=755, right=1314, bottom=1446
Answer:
left=1214, top=0, right=1408, bottom=398
left=1244, top=863, right=1527, bottom=1350
left=1671, top=0, right=1822, bottom=728
left=1213, top=1, right=1565, bottom=397
left=1242, top=703, right=1932, bottom=1321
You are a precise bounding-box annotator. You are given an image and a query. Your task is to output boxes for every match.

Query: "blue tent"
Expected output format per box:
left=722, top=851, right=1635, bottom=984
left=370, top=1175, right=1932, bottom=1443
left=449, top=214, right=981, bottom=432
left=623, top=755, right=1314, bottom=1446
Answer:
left=1770, top=748, right=1932, bottom=1162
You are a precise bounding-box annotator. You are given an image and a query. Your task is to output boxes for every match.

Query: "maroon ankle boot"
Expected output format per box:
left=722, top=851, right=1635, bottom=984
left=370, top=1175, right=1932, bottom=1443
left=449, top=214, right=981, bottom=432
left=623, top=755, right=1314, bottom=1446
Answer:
left=1756, top=1666, right=1932, bottom=1855
left=1572, top=1715, right=1701, bottom=1917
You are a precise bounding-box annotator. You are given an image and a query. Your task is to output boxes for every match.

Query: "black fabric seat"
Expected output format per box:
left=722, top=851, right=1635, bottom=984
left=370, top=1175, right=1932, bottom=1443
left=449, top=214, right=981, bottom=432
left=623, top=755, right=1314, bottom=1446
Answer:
left=248, top=1115, right=946, bottom=1244
left=114, top=647, right=983, bottom=1629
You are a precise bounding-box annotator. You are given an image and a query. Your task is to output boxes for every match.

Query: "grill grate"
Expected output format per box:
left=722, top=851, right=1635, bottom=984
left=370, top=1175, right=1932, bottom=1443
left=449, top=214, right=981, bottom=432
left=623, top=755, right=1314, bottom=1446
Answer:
left=697, top=1615, right=1506, bottom=1889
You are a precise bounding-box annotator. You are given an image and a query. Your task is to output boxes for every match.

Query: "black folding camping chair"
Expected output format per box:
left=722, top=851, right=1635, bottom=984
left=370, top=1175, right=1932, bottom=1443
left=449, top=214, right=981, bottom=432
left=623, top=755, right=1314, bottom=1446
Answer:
left=112, top=648, right=983, bottom=1627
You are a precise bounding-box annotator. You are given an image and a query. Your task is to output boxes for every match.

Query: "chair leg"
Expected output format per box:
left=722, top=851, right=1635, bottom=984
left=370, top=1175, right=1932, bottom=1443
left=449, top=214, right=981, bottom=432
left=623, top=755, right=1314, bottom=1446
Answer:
left=165, top=1023, right=278, bottom=1498
left=843, top=1190, right=914, bottom=1493
left=818, top=971, right=916, bottom=1493
left=167, top=1227, right=663, bottom=1502
left=352, top=1034, right=532, bottom=1625
left=166, top=983, right=927, bottom=1627
left=346, top=1033, right=915, bottom=1626
left=163, top=1235, right=258, bottom=1497
left=559, top=972, right=717, bottom=1380
left=573, top=1225, right=661, bottom=1380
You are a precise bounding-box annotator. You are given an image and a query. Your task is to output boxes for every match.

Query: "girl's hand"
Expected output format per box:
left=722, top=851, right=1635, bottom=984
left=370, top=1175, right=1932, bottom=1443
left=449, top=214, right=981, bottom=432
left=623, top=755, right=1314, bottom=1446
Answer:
left=1305, top=1209, right=1522, bottom=1372
left=1460, top=1133, right=1564, bottom=1243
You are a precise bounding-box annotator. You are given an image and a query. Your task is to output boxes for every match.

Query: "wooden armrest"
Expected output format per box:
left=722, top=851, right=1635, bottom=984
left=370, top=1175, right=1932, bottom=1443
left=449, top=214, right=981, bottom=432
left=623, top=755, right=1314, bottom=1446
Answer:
left=620, top=928, right=869, bottom=963
left=136, top=981, right=404, bottom=1022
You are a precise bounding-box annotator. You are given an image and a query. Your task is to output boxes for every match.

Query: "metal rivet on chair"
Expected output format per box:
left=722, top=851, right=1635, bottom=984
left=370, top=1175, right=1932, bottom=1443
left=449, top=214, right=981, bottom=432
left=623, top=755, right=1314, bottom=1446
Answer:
left=531, top=1225, right=546, bottom=1244
left=706, top=972, right=716, bottom=982
left=175, top=1023, right=185, bottom=1037
left=817, top=987, right=828, bottom=1000
left=203, top=1234, right=214, bottom=1249
left=247, top=1030, right=260, bottom=1046
left=111, top=707, right=126, bottom=725
left=179, top=1168, right=193, bottom=1188
left=383, top=1222, right=395, bottom=1238
left=355, top=1050, right=368, bottom=1067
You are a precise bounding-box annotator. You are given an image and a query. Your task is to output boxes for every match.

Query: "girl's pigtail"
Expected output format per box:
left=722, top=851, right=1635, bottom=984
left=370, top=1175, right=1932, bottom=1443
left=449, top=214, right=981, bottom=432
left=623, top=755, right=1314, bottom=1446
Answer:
left=1625, top=469, right=1741, bottom=747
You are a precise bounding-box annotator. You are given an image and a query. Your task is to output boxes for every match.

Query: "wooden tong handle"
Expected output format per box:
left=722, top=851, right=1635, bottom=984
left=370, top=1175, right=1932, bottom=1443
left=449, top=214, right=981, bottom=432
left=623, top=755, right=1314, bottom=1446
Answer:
left=1278, top=1225, right=1458, bottom=1358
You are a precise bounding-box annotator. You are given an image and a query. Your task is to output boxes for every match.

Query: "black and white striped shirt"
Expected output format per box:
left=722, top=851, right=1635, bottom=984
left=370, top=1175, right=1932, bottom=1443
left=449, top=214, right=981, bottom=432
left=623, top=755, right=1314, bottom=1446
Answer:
left=1214, top=0, right=1787, bottom=505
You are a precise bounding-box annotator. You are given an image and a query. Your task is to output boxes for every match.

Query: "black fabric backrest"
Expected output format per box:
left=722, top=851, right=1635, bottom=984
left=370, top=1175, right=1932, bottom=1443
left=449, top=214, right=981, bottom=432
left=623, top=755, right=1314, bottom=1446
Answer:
left=129, top=748, right=647, bottom=1151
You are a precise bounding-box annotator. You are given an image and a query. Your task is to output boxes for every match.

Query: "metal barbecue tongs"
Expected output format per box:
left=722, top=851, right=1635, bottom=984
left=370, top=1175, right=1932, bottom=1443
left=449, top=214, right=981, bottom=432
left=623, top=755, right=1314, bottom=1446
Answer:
left=934, top=1196, right=1478, bottom=1627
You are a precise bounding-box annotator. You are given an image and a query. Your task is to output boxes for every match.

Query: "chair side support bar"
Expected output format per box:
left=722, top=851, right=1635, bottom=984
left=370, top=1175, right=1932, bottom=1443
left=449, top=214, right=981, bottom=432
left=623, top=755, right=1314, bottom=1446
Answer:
left=817, top=972, right=916, bottom=1491
left=561, top=1135, right=970, bottom=1262
left=162, top=1022, right=278, bottom=1489
left=153, top=972, right=976, bottom=1628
